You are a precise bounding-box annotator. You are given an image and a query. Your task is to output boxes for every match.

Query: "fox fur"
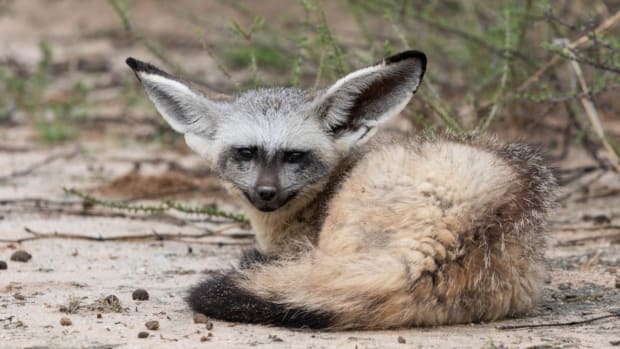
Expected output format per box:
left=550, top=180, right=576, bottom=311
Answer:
left=126, top=50, right=556, bottom=330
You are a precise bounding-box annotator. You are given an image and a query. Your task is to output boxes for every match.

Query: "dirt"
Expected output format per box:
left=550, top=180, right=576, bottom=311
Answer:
left=1, top=1, right=620, bottom=349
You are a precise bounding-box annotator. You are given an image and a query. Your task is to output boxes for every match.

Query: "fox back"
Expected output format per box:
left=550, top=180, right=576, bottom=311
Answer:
left=127, top=51, right=556, bottom=329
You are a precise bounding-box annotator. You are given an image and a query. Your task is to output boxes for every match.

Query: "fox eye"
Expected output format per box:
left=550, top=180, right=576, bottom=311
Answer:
left=235, top=147, right=256, bottom=161
left=284, top=151, right=308, bottom=164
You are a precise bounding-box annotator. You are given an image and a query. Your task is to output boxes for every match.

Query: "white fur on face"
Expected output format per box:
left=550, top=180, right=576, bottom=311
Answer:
left=219, top=111, right=333, bottom=156
left=209, top=88, right=340, bottom=164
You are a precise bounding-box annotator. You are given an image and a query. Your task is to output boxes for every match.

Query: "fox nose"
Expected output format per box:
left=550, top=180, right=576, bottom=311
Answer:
left=257, top=186, right=277, bottom=201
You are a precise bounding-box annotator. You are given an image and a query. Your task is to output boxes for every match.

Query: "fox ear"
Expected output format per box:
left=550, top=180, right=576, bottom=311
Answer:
left=126, top=57, right=230, bottom=137
left=313, top=50, right=426, bottom=150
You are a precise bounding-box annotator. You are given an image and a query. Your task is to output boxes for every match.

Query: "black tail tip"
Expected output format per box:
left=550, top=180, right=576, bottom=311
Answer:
left=125, top=57, right=139, bottom=70
left=186, top=272, right=334, bottom=329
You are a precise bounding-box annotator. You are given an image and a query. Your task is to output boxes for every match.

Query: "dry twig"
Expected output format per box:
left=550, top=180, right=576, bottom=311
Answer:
left=497, top=312, right=620, bottom=330
left=559, top=38, right=620, bottom=172
left=0, top=227, right=253, bottom=245
left=0, top=148, right=80, bottom=181
left=517, top=10, right=620, bottom=92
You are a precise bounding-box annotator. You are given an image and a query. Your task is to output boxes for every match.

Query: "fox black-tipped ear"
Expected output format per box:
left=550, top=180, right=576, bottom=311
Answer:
left=314, top=50, right=426, bottom=151
left=126, top=57, right=170, bottom=76
left=125, top=57, right=226, bottom=136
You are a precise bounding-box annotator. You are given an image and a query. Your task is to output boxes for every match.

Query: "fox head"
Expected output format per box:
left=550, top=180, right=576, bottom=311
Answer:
left=126, top=51, right=426, bottom=212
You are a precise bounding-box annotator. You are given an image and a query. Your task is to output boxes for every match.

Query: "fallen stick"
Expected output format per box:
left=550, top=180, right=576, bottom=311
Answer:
left=496, top=312, right=620, bottom=330
left=0, top=148, right=81, bottom=181
left=552, top=224, right=620, bottom=232
left=0, top=227, right=253, bottom=245
left=555, top=232, right=620, bottom=247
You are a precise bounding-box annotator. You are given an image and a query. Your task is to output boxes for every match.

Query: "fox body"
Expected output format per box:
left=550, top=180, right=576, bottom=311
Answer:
left=127, top=51, right=556, bottom=329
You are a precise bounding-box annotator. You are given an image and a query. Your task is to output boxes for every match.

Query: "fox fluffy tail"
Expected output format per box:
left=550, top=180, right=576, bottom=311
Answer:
left=187, top=141, right=556, bottom=329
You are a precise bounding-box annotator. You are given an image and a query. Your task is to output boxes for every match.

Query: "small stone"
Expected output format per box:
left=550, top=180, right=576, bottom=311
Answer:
left=105, top=294, right=119, bottom=305
left=582, top=214, right=611, bottom=224
left=200, top=336, right=209, bottom=342
left=0, top=260, right=7, bottom=270
left=138, top=331, right=149, bottom=338
left=268, top=334, right=283, bottom=342
left=60, top=317, right=72, bottom=326
left=398, top=336, right=406, bottom=344
left=206, top=321, right=213, bottom=330
left=14, top=293, right=25, bottom=300
left=558, top=282, right=572, bottom=290
left=132, top=288, right=149, bottom=301
left=193, top=313, right=208, bottom=324
left=145, top=320, right=159, bottom=331
left=10, top=250, right=31, bottom=262
left=615, top=276, right=620, bottom=289
left=97, top=313, right=102, bottom=319
left=610, top=340, right=620, bottom=346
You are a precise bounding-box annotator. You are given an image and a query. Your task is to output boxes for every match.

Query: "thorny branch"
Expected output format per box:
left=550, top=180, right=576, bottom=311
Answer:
left=0, top=197, right=228, bottom=227
left=517, top=10, right=620, bottom=92
left=63, top=187, right=249, bottom=224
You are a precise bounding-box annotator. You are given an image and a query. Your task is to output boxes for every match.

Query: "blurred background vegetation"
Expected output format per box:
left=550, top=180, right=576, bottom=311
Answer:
left=0, top=0, right=619, bottom=170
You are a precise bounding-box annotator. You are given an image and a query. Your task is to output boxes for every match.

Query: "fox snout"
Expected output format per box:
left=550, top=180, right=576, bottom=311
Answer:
left=246, top=185, right=298, bottom=212
left=248, top=185, right=280, bottom=212
left=245, top=167, right=297, bottom=212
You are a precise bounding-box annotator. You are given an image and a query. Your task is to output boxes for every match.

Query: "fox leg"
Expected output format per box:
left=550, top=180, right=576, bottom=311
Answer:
left=238, top=248, right=278, bottom=269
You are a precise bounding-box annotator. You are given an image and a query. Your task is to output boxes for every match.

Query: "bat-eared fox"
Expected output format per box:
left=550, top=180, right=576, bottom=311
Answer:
left=126, top=50, right=556, bottom=330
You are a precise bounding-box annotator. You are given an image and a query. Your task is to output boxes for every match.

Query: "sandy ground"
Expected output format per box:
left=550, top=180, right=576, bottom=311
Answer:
left=1, top=131, right=620, bottom=349
left=2, top=1, right=620, bottom=348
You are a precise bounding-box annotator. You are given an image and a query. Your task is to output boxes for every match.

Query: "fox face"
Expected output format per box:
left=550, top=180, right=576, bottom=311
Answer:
left=126, top=51, right=426, bottom=212
left=203, top=88, right=336, bottom=212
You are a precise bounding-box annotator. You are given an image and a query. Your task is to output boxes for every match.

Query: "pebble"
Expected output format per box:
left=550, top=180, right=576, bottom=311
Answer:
left=206, top=321, right=213, bottom=330
left=10, top=250, right=32, bottom=262
left=200, top=336, right=209, bottom=342
left=60, top=317, right=72, bottom=326
left=398, top=336, right=406, bottom=344
left=193, top=313, right=208, bottom=324
left=558, top=282, right=572, bottom=290
left=14, top=293, right=25, bottom=300
left=138, top=331, right=149, bottom=338
left=615, top=276, right=620, bottom=289
left=0, top=260, right=7, bottom=270
left=145, top=320, right=159, bottom=331
left=268, top=334, right=283, bottom=342
left=105, top=294, right=119, bottom=305
left=132, top=288, right=149, bottom=301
